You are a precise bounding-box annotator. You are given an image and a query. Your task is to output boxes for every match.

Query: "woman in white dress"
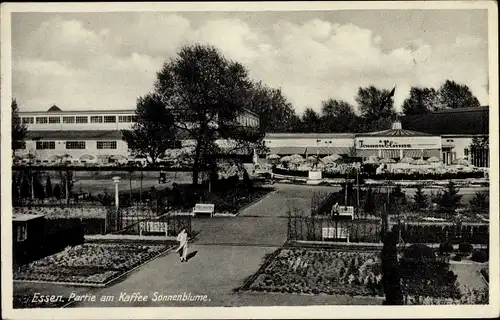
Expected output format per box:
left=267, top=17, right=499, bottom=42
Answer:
left=176, top=229, right=188, bottom=262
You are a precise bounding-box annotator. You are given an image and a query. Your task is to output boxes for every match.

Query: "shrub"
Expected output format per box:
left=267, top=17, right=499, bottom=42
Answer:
left=53, top=184, right=61, bottom=199
left=45, top=176, right=53, bottom=198
left=413, top=185, right=428, bottom=212
left=471, top=249, right=488, bottom=263
left=458, top=242, right=473, bottom=255
left=402, top=244, right=436, bottom=262
left=439, top=242, right=454, bottom=255
left=469, top=192, right=488, bottom=214
left=438, top=181, right=462, bottom=214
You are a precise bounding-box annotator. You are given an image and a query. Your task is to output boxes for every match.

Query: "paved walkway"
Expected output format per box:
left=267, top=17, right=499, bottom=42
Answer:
left=66, top=244, right=380, bottom=307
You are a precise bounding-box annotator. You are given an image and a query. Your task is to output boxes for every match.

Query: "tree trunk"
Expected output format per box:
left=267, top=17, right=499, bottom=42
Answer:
left=65, top=170, right=69, bottom=204
left=129, top=171, right=132, bottom=203
left=192, top=141, right=203, bottom=186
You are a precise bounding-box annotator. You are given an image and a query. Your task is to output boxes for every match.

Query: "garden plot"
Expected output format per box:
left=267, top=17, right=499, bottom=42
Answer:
left=240, top=248, right=384, bottom=297
left=14, top=241, right=176, bottom=286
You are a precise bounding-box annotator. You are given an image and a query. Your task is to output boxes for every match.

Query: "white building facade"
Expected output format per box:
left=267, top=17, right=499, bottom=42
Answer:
left=16, top=106, right=260, bottom=163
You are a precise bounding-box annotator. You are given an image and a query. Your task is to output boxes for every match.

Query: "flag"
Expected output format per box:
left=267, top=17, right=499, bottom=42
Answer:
left=379, top=86, right=396, bottom=109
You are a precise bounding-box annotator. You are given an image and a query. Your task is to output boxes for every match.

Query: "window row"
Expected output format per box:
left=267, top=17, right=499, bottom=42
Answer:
left=22, top=115, right=137, bottom=124
left=34, top=141, right=118, bottom=150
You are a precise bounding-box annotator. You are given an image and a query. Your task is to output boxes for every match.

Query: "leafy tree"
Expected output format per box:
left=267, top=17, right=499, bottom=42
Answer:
left=154, top=44, right=265, bottom=185
left=320, top=99, right=359, bottom=133
left=246, top=82, right=297, bottom=133
left=122, top=94, right=177, bottom=165
left=12, top=99, right=27, bottom=154
left=12, top=179, right=19, bottom=202
left=355, top=86, right=396, bottom=131
left=45, top=176, right=53, bottom=198
left=438, top=80, right=481, bottom=109
left=412, top=185, right=429, bottom=212
left=20, top=176, right=30, bottom=198
left=469, top=192, right=488, bottom=214
left=400, top=244, right=461, bottom=300
left=299, top=107, right=322, bottom=133
left=401, top=87, right=440, bottom=115
left=33, top=174, right=45, bottom=199
left=390, top=185, right=407, bottom=206
left=438, top=181, right=462, bottom=214
left=53, top=184, right=62, bottom=199
left=363, top=186, right=377, bottom=215
left=469, top=135, right=489, bottom=167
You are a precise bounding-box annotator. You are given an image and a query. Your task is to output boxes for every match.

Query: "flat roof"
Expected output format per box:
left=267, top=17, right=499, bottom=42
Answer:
left=265, top=133, right=356, bottom=139
left=12, top=214, right=45, bottom=222
left=20, top=109, right=136, bottom=116
left=26, top=130, right=124, bottom=140
left=401, top=106, right=488, bottom=135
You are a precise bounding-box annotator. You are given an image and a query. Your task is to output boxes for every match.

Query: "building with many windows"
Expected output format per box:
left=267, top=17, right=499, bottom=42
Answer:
left=15, top=106, right=260, bottom=163
left=263, top=106, right=489, bottom=167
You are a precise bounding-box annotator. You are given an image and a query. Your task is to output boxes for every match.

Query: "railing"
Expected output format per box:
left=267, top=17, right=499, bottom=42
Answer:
left=287, top=215, right=382, bottom=243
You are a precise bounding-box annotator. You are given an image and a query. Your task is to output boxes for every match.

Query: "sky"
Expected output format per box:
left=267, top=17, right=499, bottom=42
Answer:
left=11, top=9, right=489, bottom=114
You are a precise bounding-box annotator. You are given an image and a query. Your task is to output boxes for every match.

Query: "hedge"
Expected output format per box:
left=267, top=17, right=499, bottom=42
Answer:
left=396, top=224, right=488, bottom=245
left=272, top=167, right=484, bottom=180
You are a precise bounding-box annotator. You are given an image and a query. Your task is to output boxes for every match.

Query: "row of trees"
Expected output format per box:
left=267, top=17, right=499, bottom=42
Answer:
left=11, top=43, right=486, bottom=187
left=12, top=175, right=68, bottom=201
left=294, top=80, right=482, bottom=133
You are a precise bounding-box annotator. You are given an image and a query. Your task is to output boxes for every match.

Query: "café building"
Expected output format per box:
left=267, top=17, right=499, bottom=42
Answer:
left=354, top=120, right=442, bottom=161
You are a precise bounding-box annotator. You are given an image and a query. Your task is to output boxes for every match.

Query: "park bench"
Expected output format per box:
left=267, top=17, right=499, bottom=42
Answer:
left=331, top=205, right=354, bottom=220
left=192, top=203, right=215, bottom=217
left=322, top=227, right=350, bottom=242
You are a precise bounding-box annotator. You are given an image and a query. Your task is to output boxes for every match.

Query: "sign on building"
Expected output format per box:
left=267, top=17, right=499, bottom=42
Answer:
left=355, top=136, right=441, bottom=150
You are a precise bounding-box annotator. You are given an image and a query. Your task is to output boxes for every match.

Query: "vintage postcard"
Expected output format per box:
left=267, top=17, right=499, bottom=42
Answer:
left=1, top=1, right=498, bottom=319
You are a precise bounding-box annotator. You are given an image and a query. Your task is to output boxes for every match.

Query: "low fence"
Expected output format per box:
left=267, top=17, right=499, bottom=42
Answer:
left=106, top=206, right=192, bottom=237
left=287, top=214, right=489, bottom=245
left=287, top=216, right=382, bottom=243
left=395, top=223, right=489, bottom=245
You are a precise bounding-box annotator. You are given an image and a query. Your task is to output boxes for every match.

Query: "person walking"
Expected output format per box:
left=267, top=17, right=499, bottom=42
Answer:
left=176, top=228, right=188, bottom=262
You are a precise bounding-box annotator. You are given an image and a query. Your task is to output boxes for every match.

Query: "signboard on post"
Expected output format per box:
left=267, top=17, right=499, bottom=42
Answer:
left=139, top=221, right=168, bottom=236
left=322, top=227, right=349, bottom=242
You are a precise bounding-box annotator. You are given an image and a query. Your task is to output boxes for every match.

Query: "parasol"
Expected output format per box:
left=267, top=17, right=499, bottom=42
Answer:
left=80, top=154, right=96, bottom=161
left=266, top=154, right=281, bottom=160
left=412, top=158, right=429, bottom=165
left=380, top=158, right=396, bottom=164
left=427, top=156, right=441, bottom=163
left=399, top=156, right=414, bottom=164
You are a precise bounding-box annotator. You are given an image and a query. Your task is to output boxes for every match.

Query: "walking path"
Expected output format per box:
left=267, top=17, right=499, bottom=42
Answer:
left=14, top=184, right=487, bottom=308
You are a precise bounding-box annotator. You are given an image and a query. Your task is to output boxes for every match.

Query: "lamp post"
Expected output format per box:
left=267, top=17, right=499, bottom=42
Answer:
left=112, top=176, right=121, bottom=209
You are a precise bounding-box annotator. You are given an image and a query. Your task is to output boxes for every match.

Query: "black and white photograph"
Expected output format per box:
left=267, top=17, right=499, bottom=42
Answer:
left=1, top=1, right=498, bottom=319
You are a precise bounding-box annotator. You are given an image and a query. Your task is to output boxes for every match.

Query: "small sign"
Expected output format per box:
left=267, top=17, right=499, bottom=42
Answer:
left=139, top=221, right=168, bottom=236
left=322, top=227, right=349, bottom=241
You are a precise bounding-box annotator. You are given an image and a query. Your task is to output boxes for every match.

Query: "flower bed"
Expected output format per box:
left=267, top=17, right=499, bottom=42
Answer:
left=14, top=242, right=175, bottom=286
left=13, top=206, right=107, bottom=219
left=241, top=248, right=384, bottom=297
